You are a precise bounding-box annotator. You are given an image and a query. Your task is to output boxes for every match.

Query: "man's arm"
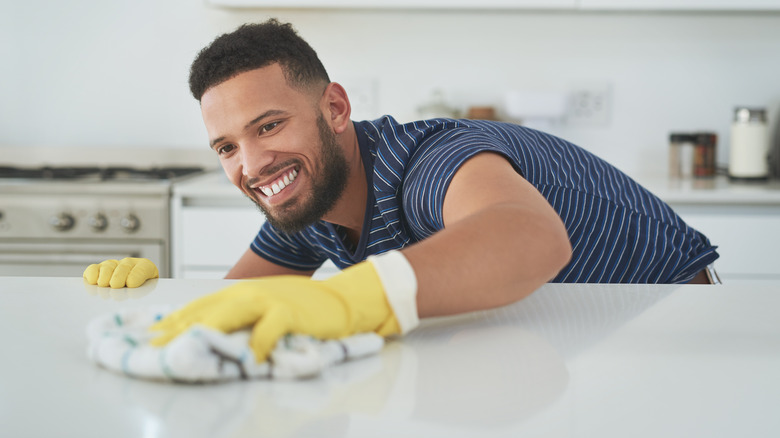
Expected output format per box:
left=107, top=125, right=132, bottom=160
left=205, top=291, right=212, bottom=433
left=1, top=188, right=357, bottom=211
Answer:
left=148, top=152, right=572, bottom=362
left=226, top=247, right=316, bottom=279
left=401, top=151, right=572, bottom=318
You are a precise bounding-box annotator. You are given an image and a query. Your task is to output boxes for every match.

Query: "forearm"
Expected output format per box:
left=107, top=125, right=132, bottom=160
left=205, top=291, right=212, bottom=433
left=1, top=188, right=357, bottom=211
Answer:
left=402, top=204, right=571, bottom=318
left=226, top=248, right=315, bottom=279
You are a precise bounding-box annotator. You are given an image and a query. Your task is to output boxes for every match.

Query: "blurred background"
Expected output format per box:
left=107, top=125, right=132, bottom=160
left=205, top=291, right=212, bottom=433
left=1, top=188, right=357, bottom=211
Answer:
left=2, top=1, right=780, bottom=281
left=2, top=0, right=779, bottom=177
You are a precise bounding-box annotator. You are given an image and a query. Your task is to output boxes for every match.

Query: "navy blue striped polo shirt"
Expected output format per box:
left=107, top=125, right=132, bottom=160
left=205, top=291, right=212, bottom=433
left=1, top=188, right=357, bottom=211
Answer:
left=251, top=116, right=719, bottom=283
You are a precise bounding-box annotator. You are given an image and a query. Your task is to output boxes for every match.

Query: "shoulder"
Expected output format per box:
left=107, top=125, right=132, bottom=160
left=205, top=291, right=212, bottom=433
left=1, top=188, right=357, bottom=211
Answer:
left=359, top=117, right=521, bottom=173
left=356, top=116, right=511, bottom=158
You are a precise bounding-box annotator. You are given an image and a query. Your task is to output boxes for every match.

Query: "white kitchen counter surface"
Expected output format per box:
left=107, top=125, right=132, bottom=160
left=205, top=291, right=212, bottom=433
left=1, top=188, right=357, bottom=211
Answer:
left=635, top=175, right=780, bottom=206
left=175, top=170, right=780, bottom=206
left=1, top=277, right=778, bottom=437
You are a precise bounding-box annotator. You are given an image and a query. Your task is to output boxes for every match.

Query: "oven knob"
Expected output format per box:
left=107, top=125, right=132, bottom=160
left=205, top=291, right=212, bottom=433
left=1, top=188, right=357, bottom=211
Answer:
left=88, top=213, right=109, bottom=231
left=119, top=214, right=140, bottom=233
left=50, top=213, right=76, bottom=231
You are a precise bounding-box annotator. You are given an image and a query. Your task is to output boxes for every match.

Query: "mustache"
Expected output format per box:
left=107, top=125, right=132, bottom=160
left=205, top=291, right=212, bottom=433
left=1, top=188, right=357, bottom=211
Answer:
left=244, top=159, right=300, bottom=189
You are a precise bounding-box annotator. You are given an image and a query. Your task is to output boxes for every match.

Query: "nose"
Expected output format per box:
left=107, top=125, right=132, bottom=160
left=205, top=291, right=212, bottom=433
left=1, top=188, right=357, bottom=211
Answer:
left=239, top=141, right=274, bottom=179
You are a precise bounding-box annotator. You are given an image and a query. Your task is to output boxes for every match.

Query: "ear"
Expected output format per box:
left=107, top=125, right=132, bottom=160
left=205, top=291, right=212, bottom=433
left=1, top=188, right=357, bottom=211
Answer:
left=320, top=82, right=352, bottom=134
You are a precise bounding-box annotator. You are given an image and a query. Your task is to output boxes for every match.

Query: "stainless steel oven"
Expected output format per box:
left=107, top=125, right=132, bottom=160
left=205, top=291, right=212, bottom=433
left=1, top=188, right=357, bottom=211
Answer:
left=0, top=242, right=164, bottom=277
left=0, top=166, right=204, bottom=278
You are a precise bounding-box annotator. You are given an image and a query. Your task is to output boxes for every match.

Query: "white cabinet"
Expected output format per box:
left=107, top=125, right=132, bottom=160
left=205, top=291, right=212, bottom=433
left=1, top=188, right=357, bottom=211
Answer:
left=170, top=172, right=263, bottom=279
left=171, top=172, right=339, bottom=279
left=637, top=177, right=780, bottom=280
left=172, top=200, right=339, bottom=279
left=175, top=204, right=264, bottom=279
left=669, top=204, right=780, bottom=280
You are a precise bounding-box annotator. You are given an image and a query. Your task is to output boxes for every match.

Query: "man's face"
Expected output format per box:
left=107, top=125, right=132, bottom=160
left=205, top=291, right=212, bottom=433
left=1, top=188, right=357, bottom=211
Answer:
left=200, top=65, right=349, bottom=233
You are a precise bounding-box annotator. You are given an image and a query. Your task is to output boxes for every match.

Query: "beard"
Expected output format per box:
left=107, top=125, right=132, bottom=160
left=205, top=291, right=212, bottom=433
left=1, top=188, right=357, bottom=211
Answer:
left=250, top=114, right=350, bottom=234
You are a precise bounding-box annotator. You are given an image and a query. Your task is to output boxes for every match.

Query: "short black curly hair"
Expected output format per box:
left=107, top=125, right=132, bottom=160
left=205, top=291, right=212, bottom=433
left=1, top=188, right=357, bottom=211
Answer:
left=188, top=19, right=330, bottom=101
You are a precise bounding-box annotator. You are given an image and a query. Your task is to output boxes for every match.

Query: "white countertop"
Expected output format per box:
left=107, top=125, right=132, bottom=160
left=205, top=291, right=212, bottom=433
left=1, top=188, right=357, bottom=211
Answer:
left=635, top=175, right=780, bottom=206
left=175, top=170, right=780, bottom=206
left=1, top=277, right=778, bottom=437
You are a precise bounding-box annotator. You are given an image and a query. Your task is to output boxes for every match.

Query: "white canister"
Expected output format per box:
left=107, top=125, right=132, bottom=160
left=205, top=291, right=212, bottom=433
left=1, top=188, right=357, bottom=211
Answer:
left=729, top=107, right=769, bottom=181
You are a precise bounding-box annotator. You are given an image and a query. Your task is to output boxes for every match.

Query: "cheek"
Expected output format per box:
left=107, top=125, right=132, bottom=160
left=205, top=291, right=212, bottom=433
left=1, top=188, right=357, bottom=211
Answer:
left=220, top=159, right=243, bottom=189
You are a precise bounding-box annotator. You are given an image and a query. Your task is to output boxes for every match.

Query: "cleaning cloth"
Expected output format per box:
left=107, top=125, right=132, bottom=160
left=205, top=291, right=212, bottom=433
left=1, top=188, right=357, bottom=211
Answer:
left=86, top=307, right=384, bottom=383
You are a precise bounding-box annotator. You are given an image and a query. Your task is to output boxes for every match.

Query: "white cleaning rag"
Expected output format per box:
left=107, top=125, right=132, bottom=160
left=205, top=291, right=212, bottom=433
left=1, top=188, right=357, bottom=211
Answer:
left=86, top=307, right=385, bottom=383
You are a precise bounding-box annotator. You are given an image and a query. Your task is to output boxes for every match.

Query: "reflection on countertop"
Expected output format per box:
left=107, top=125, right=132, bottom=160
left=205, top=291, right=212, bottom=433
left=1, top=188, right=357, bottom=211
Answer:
left=78, top=282, right=674, bottom=437
left=6, top=277, right=778, bottom=438
left=83, top=278, right=158, bottom=301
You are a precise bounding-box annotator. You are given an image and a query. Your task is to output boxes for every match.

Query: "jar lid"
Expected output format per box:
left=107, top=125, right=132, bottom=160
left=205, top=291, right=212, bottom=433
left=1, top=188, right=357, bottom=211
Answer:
left=695, top=132, right=717, bottom=145
left=734, top=107, right=766, bottom=123
left=669, top=133, right=696, bottom=143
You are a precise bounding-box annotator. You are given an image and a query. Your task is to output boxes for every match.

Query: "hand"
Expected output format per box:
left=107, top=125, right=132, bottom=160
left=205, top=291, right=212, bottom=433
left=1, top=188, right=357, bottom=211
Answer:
left=149, top=258, right=410, bottom=363
left=83, top=257, right=159, bottom=288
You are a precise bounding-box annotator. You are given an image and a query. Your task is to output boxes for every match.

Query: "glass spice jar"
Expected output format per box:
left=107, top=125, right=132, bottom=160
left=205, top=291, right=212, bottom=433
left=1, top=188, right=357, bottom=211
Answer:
left=693, top=132, right=717, bottom=178
left=669, top=133, right=696, bottom=179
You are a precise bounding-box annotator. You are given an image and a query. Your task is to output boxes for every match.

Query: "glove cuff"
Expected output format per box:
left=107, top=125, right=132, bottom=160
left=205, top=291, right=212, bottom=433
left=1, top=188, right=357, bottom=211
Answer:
left=367, top=251, right=419, bottom=334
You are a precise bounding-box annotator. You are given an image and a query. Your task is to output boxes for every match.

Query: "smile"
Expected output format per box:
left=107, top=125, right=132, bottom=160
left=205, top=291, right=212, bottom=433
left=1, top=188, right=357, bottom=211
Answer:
left=257, top=168, right=298, bottom=197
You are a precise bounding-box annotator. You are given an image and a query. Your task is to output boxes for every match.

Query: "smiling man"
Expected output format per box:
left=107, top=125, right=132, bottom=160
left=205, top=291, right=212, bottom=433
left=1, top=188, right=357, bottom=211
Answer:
left=202, top=65, right=357, bottom=239
left=84, top=19, right=718, bottom=362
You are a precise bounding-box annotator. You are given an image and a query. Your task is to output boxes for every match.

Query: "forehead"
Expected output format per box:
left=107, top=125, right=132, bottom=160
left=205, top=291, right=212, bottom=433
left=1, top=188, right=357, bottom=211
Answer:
left=201, top=64, right=295, bottom=110
left=199, top=64, right=314, bottom=136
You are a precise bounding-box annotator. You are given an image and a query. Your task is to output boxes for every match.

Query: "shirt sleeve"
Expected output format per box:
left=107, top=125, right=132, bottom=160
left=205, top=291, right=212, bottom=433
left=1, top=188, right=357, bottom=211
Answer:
left=401, top=129, right=517, bottom=239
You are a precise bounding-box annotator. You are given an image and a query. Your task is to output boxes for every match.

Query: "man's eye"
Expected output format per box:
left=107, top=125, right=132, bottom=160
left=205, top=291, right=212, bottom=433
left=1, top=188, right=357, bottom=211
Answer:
left=260, top=122, right=280, bottom=134
left=217, top=144, right=235, bottom=155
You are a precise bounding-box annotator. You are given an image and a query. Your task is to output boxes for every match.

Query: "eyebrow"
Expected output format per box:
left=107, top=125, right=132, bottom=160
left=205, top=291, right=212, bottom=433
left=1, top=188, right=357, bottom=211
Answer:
left=209, top=109, right=287, bottom=149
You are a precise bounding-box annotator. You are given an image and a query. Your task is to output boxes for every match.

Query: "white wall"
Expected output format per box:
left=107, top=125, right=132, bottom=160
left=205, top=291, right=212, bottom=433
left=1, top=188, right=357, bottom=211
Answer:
left=2, top=1, right=779, bottom=177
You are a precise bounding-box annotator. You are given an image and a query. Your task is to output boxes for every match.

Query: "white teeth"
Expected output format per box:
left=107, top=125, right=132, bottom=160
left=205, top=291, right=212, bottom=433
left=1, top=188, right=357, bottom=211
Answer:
left=259, top=169, right=297, bottom=198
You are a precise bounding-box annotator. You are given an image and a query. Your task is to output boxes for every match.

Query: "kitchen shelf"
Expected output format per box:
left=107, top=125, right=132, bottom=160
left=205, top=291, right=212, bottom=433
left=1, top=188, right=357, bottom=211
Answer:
left=206, top=0, right=576, bottom=9
left=206, top=0, right=780, bottom=10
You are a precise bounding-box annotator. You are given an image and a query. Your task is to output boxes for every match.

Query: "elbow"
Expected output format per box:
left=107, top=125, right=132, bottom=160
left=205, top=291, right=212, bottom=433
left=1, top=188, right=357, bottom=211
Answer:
left=550, top=231, right=572, bottom=280
left=545, top=219, right=573, bottom=281
left=498, top=225, right=571, bottom=308
left=521, top=217, right=571, bottom=286
left=503, top=216, right=572, bottom=304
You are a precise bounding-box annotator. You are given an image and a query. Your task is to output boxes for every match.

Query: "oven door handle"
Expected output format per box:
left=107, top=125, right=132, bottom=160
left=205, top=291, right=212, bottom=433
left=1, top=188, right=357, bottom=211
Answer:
left=0, top=252, right=139, bottom=265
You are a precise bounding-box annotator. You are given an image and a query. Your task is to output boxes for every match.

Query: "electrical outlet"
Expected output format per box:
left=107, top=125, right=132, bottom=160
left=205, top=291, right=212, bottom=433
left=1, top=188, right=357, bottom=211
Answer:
left=566, top=84, right=611, bottom=126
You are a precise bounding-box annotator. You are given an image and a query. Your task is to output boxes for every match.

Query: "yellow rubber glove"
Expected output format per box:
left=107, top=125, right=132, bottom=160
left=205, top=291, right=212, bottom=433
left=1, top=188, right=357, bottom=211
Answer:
left=83, top=257, right=159, bottom=288
left=149, top=258, right=411, bottom=363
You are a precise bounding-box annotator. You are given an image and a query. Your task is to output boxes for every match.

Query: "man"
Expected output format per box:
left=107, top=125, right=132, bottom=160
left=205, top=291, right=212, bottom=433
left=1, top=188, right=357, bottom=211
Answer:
left=84, top=19, right=718, bottom=362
